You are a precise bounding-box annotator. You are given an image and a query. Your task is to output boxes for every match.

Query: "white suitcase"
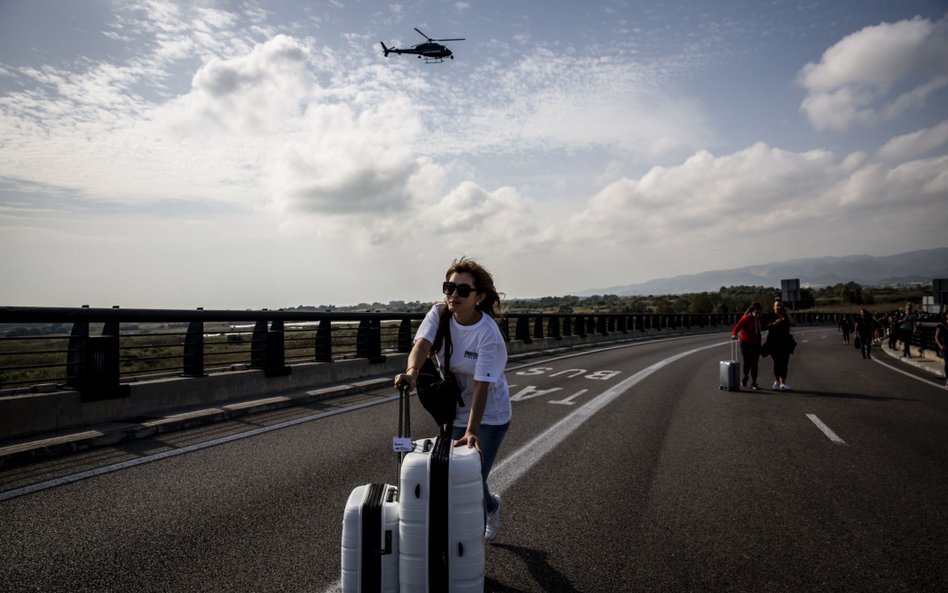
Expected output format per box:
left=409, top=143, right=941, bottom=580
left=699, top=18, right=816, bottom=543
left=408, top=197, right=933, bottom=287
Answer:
left=399, top=436, right=484, bottom=593
left=719, top=340, right=741, bottom=391
left=341, top=483, right=400, bottom=593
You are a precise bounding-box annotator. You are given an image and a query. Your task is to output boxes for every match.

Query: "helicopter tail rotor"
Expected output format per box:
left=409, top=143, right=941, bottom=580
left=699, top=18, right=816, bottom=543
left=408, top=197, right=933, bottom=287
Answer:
left=380, top=42, right=391, bottom=57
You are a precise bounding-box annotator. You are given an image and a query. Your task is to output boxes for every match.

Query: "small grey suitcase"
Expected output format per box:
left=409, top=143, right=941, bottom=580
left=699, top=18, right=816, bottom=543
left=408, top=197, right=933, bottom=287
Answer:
left=719, top=340, right=741, bottom=391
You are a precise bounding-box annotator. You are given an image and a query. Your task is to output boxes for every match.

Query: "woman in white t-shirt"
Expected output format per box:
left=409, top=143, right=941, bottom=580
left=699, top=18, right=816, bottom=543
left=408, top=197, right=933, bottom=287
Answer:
left=394, top=257, right=511, bottom=542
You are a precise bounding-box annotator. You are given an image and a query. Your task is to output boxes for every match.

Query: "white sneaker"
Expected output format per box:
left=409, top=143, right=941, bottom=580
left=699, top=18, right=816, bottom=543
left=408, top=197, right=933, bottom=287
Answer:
left=485, top=494, right=501, bottom=542
left=781, top=384, right=790, bottom=391
left=772, top=381, right=780, bottom=390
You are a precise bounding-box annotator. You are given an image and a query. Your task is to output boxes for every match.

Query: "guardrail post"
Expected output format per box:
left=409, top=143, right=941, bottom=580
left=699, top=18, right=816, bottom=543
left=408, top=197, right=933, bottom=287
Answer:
left=562, top=316, right=572, bottom=337
left=66, top=320, right=89, bottom=390
left=597, top=316, right=607, bottom=335
left=356, top=319, right=386, bottom=363
left=67, top=317, right=129, bottom=402
left=533, top=315, right=544, bottom=340
left=315, top=319, right=332, bottom=362
left=575, top=315, right=587, bottom=338
left=548, top=316, right=561, bottom=339
left=252, top=320, right=291, bottom=377
left=515, top=316, right=531, bottom=343
left=397, top=319, right=413, bottom=353
left=183, top=320, right=205, bottom=377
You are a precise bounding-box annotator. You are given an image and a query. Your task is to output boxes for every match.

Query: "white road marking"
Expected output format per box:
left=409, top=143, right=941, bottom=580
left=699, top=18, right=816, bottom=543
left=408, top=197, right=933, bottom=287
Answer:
left=549, top=389, right=588, bottom=405
left=872, top=356, right=946, bottom=387
left=806, top=414, right=848, bottom=446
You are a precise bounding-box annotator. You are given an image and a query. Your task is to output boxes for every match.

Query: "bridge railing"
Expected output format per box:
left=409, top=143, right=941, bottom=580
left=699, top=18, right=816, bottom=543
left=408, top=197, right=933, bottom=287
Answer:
left=0, top=306, right=849, bottom=401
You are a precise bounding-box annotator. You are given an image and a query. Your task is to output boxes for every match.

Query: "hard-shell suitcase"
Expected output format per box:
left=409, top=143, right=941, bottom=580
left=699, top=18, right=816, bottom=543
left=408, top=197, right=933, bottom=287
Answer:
left=720, top=340, right=741, bottom=391
left=399, top=435, right=484, bottom=593
left=341, top=385, right=412, bottom=593
left=341, top=483, right=400, bottom=593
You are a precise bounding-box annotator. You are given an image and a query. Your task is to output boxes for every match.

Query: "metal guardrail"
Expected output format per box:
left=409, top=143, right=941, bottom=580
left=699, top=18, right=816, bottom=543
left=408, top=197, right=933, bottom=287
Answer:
left=0, top=306, right=850, bottom=400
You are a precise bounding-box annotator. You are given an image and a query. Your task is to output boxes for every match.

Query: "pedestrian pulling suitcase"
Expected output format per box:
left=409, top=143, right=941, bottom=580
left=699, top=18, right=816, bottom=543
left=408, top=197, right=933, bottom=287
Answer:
left=341, top=483, right=400, bottom=593
left=340, top=384, right=412, bottom=593
left=720, top=339, right=741, bottom=391
left=399, top=435, right=484, bottom=593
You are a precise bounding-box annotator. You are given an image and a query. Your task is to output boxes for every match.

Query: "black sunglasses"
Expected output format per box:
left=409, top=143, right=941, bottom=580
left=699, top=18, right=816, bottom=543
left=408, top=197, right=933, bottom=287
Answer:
left=443, top=282, right=477, bottom=298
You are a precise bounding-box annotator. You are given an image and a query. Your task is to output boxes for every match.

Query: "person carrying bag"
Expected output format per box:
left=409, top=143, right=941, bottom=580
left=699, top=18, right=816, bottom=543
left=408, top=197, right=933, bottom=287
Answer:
left=393, top=257, right=511, bottom=543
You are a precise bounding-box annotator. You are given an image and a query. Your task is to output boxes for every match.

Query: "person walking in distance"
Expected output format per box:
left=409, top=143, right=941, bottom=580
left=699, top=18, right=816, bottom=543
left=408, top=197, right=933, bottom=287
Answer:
left=936, top=311, right=948, bottom=388
left=731, top=303, right=763, bottom=390
left=762, top=297, right=796, bottom=391
left=394, top=257, right=511, bottom=542
left=897, top=303, right=918, bottom=358
left=854, top=308, right=880, bottom=359
left=838, top=315, right=853, bottom=345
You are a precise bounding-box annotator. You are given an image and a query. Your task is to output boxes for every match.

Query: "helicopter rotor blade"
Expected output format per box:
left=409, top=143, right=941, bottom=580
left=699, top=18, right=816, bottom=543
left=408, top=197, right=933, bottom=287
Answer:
left=434, top=38, right=465, bottom=42
left=414, top=27, right=432, bottom=41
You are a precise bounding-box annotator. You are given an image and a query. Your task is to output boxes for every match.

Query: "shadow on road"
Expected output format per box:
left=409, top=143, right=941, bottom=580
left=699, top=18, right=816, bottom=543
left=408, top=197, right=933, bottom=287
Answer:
left=791, top=389, right=918, bottom=401
left=731, top=388, right=916, bottom=402
left=487, top=543, right=581, bottom=593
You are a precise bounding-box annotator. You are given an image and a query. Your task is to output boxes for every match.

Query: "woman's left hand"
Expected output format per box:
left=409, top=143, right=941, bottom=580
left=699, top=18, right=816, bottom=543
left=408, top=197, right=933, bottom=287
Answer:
left=454, top=431, right=482, bottom=455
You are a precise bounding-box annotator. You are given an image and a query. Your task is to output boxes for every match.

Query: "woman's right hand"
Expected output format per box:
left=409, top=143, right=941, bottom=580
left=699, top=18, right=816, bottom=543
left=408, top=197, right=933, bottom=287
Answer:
left=394, top=369, right=418, bottom=392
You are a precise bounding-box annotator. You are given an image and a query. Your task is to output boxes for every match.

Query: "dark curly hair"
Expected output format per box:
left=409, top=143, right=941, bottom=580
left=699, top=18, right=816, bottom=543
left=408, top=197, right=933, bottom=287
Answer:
left=444, top=256, right=504, bottom=319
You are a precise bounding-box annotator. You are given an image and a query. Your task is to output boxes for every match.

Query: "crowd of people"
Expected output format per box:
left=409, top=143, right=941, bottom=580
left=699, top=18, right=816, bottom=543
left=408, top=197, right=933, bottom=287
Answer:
left=838, top=304, right=948, bottom=387
left=733, top=299, right=948, bottom=390
left=837, top=303, right=945, bottom=359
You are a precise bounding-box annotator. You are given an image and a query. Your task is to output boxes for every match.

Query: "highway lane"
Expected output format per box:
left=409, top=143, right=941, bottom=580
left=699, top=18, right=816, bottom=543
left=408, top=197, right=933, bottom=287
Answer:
left=1, top=329, right=946, bottom=592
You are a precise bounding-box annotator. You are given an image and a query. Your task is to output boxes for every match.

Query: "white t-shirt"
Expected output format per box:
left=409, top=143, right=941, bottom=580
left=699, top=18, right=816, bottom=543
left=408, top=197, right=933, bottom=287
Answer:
left=415, top=303, right=512, bottom=427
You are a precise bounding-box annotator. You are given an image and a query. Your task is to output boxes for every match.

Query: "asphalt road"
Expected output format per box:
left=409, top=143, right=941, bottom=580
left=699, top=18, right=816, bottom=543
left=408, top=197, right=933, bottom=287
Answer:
left=1, top=329, right=946, bottom=593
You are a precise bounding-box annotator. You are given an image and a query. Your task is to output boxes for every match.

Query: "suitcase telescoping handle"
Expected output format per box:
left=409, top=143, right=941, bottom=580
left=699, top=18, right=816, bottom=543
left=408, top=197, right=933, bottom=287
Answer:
left=731, top=338, right=738, bottom=362
left=394, top=382, right=412, bottom=470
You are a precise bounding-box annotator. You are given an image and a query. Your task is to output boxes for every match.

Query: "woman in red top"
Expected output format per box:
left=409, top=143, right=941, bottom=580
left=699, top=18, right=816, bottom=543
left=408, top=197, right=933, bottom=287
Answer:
left=731, top=302, right=763, bottom=390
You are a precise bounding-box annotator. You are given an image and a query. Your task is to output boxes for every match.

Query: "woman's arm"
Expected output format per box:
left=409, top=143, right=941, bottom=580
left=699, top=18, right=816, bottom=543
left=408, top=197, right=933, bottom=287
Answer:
left=393, top=337, right=433, bottom=391
left=455, top=380, right=489, bottom=452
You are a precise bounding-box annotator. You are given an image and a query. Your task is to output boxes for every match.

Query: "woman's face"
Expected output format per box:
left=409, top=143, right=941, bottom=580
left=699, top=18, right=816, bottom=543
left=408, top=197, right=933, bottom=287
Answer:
left=444, top=271, right=480, bottom=318
left=774, top=301, right=784, bottom=314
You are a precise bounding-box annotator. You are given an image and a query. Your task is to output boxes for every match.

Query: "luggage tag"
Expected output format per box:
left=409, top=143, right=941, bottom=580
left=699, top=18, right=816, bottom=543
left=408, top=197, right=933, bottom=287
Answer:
left=392, top=436, right=413, bottom=453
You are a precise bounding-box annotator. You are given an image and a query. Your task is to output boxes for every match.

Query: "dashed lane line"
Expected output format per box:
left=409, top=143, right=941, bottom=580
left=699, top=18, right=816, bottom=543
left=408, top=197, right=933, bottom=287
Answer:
left=806, top=414, right=848, bottom=446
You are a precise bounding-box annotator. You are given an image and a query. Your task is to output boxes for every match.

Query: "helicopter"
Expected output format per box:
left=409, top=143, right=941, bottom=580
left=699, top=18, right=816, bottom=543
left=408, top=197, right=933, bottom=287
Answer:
left=380, top=28, right=465, bottom=63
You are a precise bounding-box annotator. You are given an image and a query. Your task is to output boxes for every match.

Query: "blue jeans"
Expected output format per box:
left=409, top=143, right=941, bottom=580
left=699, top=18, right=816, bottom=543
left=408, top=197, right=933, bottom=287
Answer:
left=452, top=422, right=509, bottom=513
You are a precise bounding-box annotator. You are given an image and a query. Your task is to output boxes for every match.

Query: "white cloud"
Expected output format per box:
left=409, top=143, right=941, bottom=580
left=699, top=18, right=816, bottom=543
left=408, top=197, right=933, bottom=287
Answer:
left=876, top=119, right=948, bottom=162
left=567, top=141, right=946, bottom=253
left=431, top=48, right=711, bottom=162
left=798, top=16, right=948, bottom=130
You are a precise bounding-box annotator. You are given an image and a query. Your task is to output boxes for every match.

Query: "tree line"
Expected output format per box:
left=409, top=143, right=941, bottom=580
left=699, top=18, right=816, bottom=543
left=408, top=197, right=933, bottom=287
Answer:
left=293, top=282, right=931, bottom=316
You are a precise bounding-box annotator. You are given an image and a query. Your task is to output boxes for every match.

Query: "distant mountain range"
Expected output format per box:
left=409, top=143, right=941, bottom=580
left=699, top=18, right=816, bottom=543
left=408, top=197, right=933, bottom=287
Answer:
left=582, top=247, right=948, bottom=296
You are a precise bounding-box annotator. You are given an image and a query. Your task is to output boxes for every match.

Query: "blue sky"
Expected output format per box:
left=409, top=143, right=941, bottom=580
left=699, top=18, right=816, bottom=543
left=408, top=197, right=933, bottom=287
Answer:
left=1, top=0, right=946, bottom=308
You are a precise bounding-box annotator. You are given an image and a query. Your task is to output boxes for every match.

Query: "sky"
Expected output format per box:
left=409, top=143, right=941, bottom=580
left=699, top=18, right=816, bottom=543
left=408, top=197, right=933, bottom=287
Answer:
left=1, top=0, right=946, bottom=309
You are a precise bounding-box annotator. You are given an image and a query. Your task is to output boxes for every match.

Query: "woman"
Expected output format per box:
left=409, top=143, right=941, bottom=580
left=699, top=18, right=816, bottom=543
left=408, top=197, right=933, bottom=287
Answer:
left=897, top=303, right=917, bottom=358
left=731, top=302, right=763, bottom=390
left=394, top=257, right=511, bottom=542
left=936, top=311, right=948, bottom=389
left=762, top=297, right=796, bottom=391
